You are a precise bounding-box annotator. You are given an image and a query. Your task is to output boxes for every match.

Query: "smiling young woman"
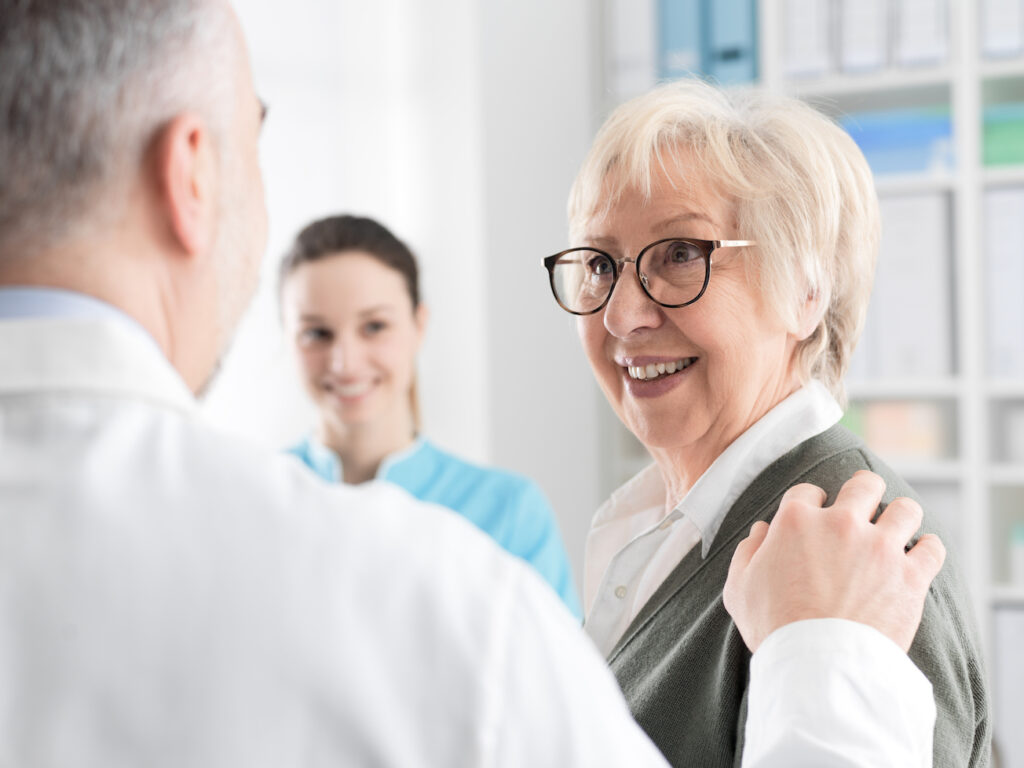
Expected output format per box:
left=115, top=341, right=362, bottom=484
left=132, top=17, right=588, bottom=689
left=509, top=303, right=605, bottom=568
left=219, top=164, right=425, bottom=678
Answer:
left=279, top=214, right=581, bottom=619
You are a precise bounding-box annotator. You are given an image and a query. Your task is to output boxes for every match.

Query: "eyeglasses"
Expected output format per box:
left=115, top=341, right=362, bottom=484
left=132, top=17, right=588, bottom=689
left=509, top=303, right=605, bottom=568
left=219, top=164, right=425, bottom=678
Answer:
left=542, top=237, right=756, bottom=316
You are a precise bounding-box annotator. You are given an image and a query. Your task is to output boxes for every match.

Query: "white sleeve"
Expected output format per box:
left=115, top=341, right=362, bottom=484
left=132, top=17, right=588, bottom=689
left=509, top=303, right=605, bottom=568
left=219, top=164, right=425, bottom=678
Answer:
left=484, top=566, right=670, bottom=768
left=742, top=618, right=936, bottom=768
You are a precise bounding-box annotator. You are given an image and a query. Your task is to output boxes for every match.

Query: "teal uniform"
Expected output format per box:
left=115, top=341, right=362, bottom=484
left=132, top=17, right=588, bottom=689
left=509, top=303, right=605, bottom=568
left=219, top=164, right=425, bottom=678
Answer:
left=287, top=437, right=582, bottom=619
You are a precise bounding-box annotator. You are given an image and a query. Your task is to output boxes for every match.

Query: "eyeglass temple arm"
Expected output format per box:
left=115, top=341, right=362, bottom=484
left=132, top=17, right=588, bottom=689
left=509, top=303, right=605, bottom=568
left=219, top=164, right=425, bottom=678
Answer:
left=714, top=240, right=756, bottom=248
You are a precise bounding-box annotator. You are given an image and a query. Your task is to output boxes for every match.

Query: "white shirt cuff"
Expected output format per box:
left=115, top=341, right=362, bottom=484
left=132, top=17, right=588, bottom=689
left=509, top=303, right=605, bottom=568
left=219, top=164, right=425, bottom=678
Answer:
left=742, top=618, right=936, bottom=768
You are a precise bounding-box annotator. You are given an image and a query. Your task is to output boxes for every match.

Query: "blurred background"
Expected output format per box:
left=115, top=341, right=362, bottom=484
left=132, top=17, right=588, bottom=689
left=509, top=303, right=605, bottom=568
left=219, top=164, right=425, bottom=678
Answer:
left=212, top=1, right=1023, bottom=762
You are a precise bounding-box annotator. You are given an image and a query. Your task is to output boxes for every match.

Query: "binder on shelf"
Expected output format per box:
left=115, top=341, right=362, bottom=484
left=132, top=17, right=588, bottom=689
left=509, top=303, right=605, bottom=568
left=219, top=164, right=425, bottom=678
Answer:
left=840, top=108, right=954, bottom=175
left=705, top=0, right=757, bottom=84
left=980, top=0, right=1024, bottom=59
left=984, top=187, right=1024, bottom=378
left=838, top=0, right=889, bottom=73
left=607, top=0, right=657, bottom=100
left=782, top=0, right=834, bottom=78
left=658, top=0, right=702, bottom=81
left=983, top=102, right=1024, bottom=166
left=861, top=400, right=954, bottom=461
left=894, top=0, right=949, bottom=67
left=865, top=193, right=954, bottom=379
left=994, top=605, right=1024, bottom=766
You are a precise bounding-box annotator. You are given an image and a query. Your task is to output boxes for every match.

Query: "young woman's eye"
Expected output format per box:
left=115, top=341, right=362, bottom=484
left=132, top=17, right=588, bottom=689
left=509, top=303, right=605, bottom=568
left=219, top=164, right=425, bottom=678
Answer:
left=299, top=327, right=333, bottom=345
left=363, top=320, right=388, bottom=336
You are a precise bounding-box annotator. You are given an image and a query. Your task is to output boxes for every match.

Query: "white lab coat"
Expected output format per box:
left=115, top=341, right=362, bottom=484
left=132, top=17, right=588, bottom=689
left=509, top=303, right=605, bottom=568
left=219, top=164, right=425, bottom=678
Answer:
left=0, top=312, right=934, bottom=766
left=0, top=315, right=666, bottom=766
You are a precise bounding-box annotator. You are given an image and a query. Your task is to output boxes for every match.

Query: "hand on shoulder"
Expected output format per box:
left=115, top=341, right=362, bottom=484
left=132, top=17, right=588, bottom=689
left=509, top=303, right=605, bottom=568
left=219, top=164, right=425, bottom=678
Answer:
left=723, top=470, right=946, bottom=653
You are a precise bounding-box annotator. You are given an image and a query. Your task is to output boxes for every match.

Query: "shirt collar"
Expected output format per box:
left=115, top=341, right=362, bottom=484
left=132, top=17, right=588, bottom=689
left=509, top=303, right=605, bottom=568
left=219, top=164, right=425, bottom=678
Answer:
left=593, top=381, right=843, bottom=557
left=0, top=286, right=162, bottom=353
left=304, top=435, right=427, bottom=484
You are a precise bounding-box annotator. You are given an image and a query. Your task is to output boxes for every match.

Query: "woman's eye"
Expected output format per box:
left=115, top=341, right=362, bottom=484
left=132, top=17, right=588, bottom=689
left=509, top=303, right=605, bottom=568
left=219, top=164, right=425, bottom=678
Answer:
left=363, top=320, right=388, bottom=335
left=668, top=241, right=701, bottom=263
left=299, top=327, right=332, bottom=345
left=585, top=254, right=613, bottom=276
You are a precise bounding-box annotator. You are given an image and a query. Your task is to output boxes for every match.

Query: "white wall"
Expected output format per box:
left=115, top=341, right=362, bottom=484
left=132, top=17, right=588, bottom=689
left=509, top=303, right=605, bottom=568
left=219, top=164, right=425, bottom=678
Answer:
left=205, top=0, right=606, bottom=583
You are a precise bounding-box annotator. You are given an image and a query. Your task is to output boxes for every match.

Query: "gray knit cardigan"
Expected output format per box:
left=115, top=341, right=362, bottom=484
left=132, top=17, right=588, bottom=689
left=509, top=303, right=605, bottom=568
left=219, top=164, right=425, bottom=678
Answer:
left=606, top=424, right=991, bottom=767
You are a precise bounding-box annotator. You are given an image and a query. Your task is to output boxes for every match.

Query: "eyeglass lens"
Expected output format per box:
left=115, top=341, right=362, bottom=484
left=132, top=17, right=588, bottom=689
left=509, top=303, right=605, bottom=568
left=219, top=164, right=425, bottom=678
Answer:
left=550, top=239, right=708, bottom=313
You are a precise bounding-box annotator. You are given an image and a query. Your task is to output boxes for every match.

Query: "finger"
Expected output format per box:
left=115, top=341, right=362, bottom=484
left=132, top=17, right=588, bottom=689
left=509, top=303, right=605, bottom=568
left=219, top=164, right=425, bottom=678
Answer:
left=906, top=533, right=946, bottom=585
left=726, top=522, right=769, bottom=581
left=724, top=522, right=769, bottom=610
left=830, top=470, right=886, bottom=519
left=779, top=482, right=827, bottom=510
left=875, top=496, right=924, bottom=545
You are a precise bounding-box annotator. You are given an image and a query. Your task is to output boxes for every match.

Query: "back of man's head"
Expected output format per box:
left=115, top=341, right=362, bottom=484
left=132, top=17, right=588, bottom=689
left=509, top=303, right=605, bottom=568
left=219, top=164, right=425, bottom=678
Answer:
left=0, top=0, right=236, bottom=261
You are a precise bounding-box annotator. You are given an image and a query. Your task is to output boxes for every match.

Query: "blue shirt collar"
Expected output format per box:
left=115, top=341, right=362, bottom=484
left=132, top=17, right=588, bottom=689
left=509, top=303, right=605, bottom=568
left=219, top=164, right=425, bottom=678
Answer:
left=0, top=287, right=161, bottom=351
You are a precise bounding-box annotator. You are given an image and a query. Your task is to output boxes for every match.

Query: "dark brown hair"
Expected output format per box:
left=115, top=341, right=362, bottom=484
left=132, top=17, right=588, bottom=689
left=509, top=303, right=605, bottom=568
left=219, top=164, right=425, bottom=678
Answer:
left=279, top=214, right=420, bottom=309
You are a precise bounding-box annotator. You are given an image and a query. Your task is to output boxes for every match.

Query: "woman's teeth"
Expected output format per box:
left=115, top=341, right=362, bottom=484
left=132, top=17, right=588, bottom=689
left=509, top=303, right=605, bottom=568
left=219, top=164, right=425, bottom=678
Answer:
left=626, top=358, right=696, bottom=381
left=334, top=381, right=372, bottom=397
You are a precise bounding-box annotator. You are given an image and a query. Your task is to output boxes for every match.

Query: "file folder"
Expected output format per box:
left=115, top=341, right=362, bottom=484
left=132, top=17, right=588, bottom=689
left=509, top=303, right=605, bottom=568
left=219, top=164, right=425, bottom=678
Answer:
left=706, top=0, right=757, bottom=84
left=658, top=0, right=702, bottom=80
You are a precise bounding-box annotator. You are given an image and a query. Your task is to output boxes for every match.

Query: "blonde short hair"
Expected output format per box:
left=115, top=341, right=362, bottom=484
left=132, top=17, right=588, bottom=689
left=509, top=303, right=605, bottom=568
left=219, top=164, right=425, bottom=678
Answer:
left=568, top=79, right=879, bottom=404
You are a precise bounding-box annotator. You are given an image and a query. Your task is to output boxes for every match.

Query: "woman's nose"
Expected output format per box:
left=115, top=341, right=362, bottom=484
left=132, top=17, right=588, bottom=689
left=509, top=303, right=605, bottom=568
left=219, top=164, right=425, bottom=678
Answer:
left=327, top=341, right=347, bottom=374
left=602, top=262, right=664, bottom=338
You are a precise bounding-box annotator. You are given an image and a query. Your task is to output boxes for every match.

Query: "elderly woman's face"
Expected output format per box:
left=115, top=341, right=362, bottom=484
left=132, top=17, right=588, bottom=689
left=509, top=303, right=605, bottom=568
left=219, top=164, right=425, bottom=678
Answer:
left=576, top=152, right=802, bottom=468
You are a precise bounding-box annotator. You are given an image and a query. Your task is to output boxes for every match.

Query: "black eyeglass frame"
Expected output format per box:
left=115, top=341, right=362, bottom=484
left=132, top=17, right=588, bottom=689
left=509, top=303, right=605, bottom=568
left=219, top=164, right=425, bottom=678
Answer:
left=542, top=237, right=756, bottom=316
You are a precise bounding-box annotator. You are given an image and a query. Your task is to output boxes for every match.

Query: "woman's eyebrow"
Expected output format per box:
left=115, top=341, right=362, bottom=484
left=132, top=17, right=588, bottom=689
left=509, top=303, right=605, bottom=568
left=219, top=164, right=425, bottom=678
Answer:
left=654, top=211, right=716, bottom=232
left=357, top=305, right=396, bottom=317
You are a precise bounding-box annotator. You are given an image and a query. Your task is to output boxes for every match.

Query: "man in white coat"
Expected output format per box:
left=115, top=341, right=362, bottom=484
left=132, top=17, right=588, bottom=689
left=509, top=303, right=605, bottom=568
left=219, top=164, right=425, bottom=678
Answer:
left=0, top=0, right=946, bottom=765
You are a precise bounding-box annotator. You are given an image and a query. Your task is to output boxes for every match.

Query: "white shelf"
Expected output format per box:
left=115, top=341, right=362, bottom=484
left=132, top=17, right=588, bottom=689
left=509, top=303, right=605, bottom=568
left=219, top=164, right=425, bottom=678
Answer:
left=987, top=381, right=1024, bottom=398
left=874, top=172, right=957, bottom=196
left=980, top=58, right=1024, bottom=81
left=888, top=460, right=963, bottom=483
left=992, top=585, right=1024, bottom=606
left=846, top=379, right=962, bottom=400
left=982, top=165, right=1024, bottom=187
left=989, top=466, right=1024, bottom=486
left=785, top=66, right=952, bottom=100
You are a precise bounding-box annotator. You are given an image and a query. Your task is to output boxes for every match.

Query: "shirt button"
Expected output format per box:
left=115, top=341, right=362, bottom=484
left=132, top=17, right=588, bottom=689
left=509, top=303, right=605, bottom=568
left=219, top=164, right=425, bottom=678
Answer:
left=614, top=586, right=627, bottom=599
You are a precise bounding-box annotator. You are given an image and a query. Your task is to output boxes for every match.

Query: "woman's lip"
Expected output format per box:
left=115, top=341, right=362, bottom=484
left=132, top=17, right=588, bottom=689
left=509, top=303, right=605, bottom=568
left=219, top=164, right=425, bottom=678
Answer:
left=616, top=355, right=697, bottom=367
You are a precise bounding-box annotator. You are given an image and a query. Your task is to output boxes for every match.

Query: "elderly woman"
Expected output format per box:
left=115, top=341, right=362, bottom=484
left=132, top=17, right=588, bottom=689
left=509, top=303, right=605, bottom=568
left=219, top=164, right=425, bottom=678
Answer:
left=544, top=80, right=990, bottom=767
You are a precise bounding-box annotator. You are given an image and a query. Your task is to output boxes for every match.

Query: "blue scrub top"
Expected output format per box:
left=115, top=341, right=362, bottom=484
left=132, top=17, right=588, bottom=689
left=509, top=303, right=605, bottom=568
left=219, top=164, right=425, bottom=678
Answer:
left=287, top=437, right=582, bottom=620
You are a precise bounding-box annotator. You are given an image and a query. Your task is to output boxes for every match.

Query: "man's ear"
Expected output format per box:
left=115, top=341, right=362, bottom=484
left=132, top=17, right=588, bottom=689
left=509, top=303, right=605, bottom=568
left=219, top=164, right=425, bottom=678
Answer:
left=154, top=113, right=217, bottom=257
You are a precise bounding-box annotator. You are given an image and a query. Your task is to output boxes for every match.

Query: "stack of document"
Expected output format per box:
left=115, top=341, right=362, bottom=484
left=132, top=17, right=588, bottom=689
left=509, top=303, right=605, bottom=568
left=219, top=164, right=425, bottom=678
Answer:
left=784, top=0, right=949, bottom=78
left=994, top=605, right=1024, bottom=766
left=856, top=192, right=955, bottom=379
left=981, top=0, right=1024, bottom=58
left=985, top=187, right=1024, bottom=378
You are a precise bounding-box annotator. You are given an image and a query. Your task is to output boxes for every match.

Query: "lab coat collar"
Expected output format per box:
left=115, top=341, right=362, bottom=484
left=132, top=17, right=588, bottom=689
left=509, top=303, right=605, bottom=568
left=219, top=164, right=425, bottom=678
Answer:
left=0, top=315, right=197, bottom=415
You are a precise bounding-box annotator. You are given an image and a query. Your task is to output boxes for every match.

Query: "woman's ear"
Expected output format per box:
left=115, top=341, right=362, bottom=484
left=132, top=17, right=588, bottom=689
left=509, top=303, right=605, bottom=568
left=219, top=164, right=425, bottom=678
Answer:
left=794, top=289, right=827, bottom=341
left=414, top=303, right=430, bottom=347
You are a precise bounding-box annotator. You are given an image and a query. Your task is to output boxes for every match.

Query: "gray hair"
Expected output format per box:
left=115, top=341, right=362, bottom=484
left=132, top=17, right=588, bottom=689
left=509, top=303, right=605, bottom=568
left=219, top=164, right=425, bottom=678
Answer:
left=568, top=79, right=879, bottom=404
left=0, top=0, right=237, bottom=257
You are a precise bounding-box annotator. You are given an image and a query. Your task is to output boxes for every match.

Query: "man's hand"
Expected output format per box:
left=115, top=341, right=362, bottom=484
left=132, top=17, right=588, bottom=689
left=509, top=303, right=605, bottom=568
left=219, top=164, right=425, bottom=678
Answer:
left=723, top=470, right=946, bottom=653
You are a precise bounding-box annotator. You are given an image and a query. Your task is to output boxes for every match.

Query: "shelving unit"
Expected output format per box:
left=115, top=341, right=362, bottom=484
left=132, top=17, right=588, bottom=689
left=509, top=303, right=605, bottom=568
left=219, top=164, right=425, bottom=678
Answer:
left=599, top=0, right=1024, bottom=722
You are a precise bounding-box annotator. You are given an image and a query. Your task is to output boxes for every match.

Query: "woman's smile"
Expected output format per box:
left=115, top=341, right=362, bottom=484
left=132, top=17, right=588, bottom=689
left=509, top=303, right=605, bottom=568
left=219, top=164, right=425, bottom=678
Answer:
left=323, top=377, right=376, bottom=402
left=619, top=355, right=699, bottom=398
